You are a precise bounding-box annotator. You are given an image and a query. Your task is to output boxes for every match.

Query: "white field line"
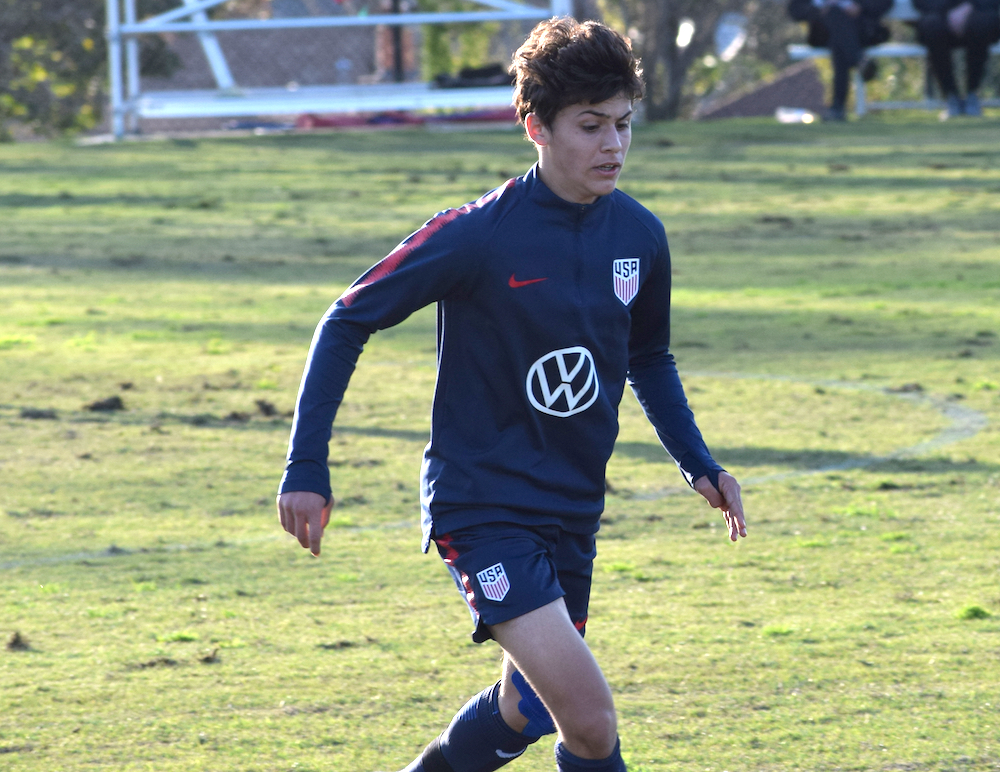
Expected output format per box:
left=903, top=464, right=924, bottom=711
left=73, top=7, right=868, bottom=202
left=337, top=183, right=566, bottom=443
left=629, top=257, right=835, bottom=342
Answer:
left=687, top=372, right=988, bottom=485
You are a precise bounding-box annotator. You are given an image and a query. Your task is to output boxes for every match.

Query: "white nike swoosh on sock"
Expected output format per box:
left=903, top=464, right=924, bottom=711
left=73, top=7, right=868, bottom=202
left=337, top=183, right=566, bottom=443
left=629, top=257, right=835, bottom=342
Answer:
left=496, top=749, right=525, bottom=759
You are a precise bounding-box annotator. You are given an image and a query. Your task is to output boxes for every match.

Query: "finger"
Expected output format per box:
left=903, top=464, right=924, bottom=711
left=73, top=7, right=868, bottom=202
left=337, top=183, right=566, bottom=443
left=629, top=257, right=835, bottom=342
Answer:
left=726, top=508, right=743, bottom=541
left=295, top=511, right=311, bottom=550
left=734, top=506, right=747, bottom=538
left=308, top=508, right=325, bottom=557
left=716, top=475, right=747, bottom=540
left=724, top=494, right=747, bottom=540
left=277, top=496, right=289, bottom=533
left=725, top=487, right=747, bottom=536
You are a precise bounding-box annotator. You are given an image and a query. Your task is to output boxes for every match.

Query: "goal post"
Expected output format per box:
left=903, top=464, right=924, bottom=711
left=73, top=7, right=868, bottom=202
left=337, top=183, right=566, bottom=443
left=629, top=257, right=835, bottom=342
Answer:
left=105, top=0, right=572, bottom=138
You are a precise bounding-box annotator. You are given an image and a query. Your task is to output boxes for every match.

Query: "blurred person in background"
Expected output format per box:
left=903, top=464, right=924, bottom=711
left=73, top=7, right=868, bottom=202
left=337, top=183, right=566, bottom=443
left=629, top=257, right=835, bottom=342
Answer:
left=913, top=0, right=1000, bottom=116
left=788, top=0, right=893, bottom=120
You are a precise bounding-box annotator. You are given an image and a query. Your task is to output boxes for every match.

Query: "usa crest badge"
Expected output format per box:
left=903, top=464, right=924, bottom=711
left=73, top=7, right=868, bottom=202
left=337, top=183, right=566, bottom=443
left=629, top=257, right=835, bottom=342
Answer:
left=613, top=258, right=640, bottom=305
left=476, top=562, right=510, bottom=602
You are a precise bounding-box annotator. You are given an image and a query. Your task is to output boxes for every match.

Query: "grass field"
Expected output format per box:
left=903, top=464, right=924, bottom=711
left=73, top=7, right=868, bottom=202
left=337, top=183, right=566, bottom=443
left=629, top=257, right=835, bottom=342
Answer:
left=1, top=115, right=999, bottom=772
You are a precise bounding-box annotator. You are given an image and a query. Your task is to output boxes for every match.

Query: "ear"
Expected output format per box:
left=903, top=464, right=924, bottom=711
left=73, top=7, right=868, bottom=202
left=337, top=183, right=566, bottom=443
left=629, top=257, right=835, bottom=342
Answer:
left=524, top=113, right=550, bottom=147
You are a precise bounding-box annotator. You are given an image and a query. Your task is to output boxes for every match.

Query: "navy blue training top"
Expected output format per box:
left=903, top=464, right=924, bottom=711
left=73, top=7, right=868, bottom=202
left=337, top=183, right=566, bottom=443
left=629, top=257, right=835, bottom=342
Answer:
left=280, top=165, right=723, bottom=550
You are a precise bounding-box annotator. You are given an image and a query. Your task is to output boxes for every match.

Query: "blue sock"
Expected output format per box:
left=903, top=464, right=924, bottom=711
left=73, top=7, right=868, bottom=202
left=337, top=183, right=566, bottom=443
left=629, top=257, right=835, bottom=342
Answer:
left=401, top=682, right=534, bottom=772
left=554, top=738, right=626, bottom=772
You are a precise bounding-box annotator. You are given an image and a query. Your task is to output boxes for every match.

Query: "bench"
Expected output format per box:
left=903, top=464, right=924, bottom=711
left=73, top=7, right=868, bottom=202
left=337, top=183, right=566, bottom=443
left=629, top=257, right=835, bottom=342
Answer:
left=786, top=0, right=1000, bottom=115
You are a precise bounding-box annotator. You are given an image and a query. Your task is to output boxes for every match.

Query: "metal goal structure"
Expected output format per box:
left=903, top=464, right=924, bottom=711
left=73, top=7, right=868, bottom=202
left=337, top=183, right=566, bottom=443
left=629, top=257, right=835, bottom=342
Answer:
left=105, top=0, right=569, bottom=138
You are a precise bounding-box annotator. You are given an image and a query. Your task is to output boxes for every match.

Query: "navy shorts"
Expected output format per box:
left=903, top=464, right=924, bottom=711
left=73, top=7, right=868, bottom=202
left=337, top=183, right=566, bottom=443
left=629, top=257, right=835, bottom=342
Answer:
left=434, top=522, right=596, bottom=644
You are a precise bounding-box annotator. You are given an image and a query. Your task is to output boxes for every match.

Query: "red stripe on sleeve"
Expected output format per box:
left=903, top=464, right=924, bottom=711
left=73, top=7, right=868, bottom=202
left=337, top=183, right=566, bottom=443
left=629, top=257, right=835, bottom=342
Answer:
left=338, top=178, right=516, bottom=307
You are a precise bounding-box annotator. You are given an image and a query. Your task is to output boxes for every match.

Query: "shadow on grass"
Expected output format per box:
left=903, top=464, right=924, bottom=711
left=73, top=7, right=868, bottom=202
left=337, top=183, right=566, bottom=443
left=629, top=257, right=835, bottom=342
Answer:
left=0, top=251, right=385, bottom=289
left=331, top=425, right=429, bottom=444
left=0, top=193, right=210, bottom=209
left=613, top=440, right=1000, bottom=476
left=56, top=410, right=431, bottom=445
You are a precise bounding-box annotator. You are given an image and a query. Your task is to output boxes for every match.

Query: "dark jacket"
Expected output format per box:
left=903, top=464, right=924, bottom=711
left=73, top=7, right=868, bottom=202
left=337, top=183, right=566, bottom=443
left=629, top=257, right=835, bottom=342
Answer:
left=788, top=0, right=893, bottom=47
left=280, top=165, right=722, bottom=551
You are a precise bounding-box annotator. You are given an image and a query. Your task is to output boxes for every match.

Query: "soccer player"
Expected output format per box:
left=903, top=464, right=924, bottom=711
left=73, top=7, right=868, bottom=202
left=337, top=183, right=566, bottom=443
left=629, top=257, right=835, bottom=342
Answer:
left=277, top=17, right=747, bottom=772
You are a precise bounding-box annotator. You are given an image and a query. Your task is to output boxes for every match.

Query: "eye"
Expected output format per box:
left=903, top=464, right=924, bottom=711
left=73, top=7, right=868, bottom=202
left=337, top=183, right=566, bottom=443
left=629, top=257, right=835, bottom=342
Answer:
left=582, top=124, right=600, bottom=132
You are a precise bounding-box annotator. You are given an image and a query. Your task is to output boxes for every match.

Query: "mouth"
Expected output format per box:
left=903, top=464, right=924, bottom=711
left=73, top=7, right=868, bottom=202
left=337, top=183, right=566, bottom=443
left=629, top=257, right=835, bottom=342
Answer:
left=595, top=163, right=620, bottom=173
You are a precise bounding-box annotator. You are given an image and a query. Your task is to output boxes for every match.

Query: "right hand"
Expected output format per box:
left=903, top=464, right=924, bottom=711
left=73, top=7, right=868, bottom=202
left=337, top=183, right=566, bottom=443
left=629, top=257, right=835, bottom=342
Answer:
left=277, top=491, right=333, bottom=556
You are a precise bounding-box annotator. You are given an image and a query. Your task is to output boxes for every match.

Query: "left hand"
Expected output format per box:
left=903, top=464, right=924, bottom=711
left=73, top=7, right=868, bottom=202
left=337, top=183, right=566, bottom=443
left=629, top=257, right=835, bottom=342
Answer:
left=694, top=472, right=747, bottom=542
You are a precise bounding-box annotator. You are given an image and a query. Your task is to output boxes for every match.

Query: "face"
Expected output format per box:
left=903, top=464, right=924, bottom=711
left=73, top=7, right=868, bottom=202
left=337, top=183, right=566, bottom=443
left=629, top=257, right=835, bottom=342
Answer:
left=526, top=94, right=633, bottom=205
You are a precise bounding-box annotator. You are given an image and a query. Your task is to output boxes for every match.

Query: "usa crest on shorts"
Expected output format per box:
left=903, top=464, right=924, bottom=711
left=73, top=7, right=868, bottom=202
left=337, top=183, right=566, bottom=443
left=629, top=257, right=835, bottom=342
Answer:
left=476, top=562, right=510, bottom=602
left=613, top=258, right=640, bottom=305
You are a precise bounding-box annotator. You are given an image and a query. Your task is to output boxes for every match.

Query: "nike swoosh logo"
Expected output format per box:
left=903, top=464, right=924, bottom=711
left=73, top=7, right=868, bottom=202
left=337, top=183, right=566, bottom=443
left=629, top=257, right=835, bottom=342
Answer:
left=496, top=749, right=525, bottom=759
left=509, top=274, right=548, bottom=288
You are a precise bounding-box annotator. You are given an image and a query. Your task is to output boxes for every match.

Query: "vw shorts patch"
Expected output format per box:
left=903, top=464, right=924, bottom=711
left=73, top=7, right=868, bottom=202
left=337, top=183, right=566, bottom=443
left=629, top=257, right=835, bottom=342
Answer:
left=433, top=522, right=595, bottom=644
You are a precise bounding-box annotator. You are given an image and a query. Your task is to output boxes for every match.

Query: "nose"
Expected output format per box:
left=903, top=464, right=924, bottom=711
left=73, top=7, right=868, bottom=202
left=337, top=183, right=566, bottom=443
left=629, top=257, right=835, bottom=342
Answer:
left=602, top=125, right=622, bottom=152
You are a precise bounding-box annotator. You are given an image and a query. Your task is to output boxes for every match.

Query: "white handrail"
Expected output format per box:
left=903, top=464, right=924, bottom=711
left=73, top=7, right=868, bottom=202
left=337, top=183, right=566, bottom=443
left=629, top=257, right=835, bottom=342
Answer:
left=135, top=0, right=228, bottom=28
left=121, top=9, right=552, bottom=35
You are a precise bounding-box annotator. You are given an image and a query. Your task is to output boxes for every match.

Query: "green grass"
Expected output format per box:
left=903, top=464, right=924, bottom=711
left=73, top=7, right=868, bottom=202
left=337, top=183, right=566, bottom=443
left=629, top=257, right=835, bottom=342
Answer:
left=1, top=116, right=999, bottom=771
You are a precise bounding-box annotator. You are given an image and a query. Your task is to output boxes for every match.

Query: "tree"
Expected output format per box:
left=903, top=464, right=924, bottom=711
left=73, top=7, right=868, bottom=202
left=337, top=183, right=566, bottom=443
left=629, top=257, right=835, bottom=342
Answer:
left=608, top=0, right=753, bottom=120
left=0, top=1, right=107, bottom=137
left=0, top=0, right=185, bottom=138
left=685, top=1, right=801, bottom=117
left=417, top=0, right=500, bottom=81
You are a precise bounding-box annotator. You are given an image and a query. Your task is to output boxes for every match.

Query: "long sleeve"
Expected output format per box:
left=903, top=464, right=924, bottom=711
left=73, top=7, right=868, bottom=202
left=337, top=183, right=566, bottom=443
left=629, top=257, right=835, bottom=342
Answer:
left=278, top=197, right=487, bottom=501
left=625, top=236, right=723, bottom=489
left=279, top=315, right=368, bottom=502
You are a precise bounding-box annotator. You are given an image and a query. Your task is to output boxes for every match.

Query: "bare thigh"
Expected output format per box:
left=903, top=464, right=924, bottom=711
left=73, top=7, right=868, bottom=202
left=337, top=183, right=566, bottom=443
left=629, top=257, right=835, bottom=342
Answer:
left=490, top=598, right=618, bottom=759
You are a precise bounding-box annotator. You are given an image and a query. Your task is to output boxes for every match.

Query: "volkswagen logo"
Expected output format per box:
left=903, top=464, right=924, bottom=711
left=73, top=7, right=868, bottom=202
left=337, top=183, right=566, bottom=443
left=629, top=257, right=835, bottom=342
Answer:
left=526, top=346, right=600, bottom=417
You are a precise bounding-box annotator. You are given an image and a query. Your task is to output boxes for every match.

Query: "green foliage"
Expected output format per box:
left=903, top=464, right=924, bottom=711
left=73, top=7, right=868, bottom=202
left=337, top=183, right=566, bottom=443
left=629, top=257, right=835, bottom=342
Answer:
left=0, top=0, right=201, bottom=137
left=1, top=119, right=1000, bottom=770
left=0, top=0, right=108, bottom=135
left=603, top=0, right=753, bottom=119
left=156, top=630, right=201, bottom=643
left=956, top=605, right=992, bottom=620
left=417, top=0, right=500, bottom=79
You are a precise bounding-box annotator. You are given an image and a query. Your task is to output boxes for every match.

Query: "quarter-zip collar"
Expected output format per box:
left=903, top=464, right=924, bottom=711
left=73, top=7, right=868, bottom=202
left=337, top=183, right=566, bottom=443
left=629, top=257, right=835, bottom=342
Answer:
left=522, top=163, right=612, bottom=225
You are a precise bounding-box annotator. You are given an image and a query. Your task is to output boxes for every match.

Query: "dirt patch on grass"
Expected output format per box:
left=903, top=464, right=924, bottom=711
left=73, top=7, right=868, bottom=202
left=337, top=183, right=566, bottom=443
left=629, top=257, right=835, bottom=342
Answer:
left=6, top=631, right=31, bottom=651
left=129, top=656, right=180, bottom=670
left=85, top=395, right=125, bottom=411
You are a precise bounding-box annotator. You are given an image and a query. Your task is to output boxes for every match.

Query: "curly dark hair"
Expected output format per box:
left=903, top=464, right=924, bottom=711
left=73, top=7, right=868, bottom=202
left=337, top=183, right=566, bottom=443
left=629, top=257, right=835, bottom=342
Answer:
left=511, top=18, right=645, bottom=127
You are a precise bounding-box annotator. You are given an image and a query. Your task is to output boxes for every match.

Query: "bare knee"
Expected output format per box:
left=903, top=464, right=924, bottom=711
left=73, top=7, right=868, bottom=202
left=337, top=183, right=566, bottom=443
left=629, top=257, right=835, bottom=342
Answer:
left=557, top=706, right=618, bottom=759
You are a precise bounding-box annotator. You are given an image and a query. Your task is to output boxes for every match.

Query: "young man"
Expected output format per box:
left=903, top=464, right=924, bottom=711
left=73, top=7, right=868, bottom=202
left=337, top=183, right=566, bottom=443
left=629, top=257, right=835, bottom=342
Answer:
left=913, top=0, right=1000, bottom=117
left=787, top=0, right=892, bottom=121
left=277, top=18, right=747, bottom=772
